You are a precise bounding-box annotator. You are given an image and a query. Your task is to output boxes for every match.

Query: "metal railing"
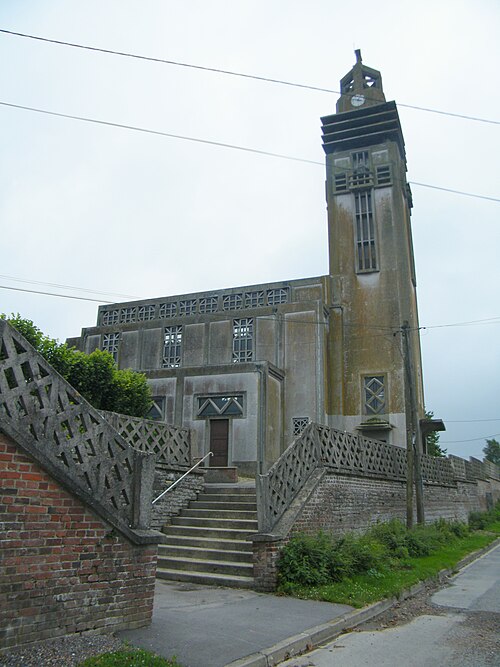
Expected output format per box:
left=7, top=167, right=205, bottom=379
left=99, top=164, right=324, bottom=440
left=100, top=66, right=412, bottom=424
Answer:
left=152, top=452, right=213, bottom=505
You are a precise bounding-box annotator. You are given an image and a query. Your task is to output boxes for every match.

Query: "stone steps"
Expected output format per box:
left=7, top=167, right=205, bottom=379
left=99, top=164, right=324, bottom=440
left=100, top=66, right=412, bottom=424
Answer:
left=157, top=482, right=257, bottom=589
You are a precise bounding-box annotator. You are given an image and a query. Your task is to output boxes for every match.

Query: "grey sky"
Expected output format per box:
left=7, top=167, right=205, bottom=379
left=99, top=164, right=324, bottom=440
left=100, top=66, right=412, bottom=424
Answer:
left=1, top=0, right=499, bottom=459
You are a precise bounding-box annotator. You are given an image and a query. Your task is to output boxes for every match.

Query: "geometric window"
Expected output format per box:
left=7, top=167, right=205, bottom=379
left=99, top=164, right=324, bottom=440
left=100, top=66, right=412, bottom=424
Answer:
left=120, top=307, right=137, bottom=324
left=101, top=309, right=119, bottom=325
left=376, top=165, right=391, bottom=186
left=147, top=396, right=165, bottom=421
left=354, top=191, right=377, bottom=272
left=159, top=302, right=177, bottom=319
left=334, top=172, right=348, bottom=192
left=179, top=299, right=197, bottom=316
left=197, top=395, right=244, bottom=417
left=292, top=417, right=310, bottom=436
left=223, top=293, right=243, bottom=311
left=267, top=288, right=289, bottom=305
left=364, top=376, right=386, bottom=415
left=102, top=332, right=120, bottom=361
left=162, top=326, right=183, bottom=368
left=138, top=304, right=156, bottom=321
left=232, top=318, right=253, bottom=363
left=199, top=296, right=219, bottom=313
left=351, top=151, right=371, bottom=187
left=245, top=291, right=264, bottom=308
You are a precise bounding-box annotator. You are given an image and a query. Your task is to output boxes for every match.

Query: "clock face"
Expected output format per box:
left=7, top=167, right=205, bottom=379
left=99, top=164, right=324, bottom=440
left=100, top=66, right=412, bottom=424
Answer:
left=351, top=94, right=365, bottom=107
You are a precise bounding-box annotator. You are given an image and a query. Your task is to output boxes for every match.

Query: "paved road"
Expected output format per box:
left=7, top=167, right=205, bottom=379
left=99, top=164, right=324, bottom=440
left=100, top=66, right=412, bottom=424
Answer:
left=280, top=544, right=500, bottom=667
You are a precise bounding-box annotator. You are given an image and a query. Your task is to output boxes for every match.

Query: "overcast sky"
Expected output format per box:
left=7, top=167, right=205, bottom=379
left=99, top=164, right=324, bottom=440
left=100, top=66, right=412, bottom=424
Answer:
left=1, top=1, right=499, bottom=460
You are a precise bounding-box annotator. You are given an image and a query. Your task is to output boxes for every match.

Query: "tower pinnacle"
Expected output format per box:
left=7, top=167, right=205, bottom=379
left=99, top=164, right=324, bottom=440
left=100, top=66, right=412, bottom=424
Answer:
left=336, top=51, right=386, bottom=113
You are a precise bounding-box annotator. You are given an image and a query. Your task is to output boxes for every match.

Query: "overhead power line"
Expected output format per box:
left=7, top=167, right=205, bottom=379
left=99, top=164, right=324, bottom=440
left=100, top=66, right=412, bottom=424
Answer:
left=0, top=284, right=110, bottom=304
left=441, top=433, right=500, bottom=444
left=1, top=283, right=499, bottom=338
left=1, top=100, right=499, bottom=203
left=446, top=418, right=500, bottom=423
left=1, top=28, right=498, bottom=126
left=0, top=274, right=140, bottom=300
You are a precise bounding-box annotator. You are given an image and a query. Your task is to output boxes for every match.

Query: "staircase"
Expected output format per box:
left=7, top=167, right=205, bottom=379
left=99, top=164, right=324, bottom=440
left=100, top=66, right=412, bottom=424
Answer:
left=156, top=483, right=257, bottom=589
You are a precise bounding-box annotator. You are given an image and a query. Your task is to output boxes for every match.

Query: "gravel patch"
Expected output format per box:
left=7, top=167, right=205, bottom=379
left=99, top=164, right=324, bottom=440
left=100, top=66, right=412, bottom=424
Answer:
left=0, top=633, right=125, bottom=667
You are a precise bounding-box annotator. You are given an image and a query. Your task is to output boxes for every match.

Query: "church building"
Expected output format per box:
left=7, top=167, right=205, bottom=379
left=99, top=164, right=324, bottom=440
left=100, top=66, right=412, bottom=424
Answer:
left=68, top=52, right=425, bottom=476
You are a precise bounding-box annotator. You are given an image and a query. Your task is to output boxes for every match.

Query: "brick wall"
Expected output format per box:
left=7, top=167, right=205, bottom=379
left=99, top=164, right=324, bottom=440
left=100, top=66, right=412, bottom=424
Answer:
left=0, top=432, right=158, bottom=651
left=252, top=471, right=485, bottom=591
left=251, top=538, right=285, bottom=592
left=292, top=474, right=482, bottom=536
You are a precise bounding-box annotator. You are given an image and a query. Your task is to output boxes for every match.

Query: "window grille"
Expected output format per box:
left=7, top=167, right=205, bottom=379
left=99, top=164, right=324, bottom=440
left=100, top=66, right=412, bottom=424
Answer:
left=350, top=151, right=372, bottom=188
left=197, top=395, right=244, bottom=417
left=293, top=417, right=310, bottom=435
left=245, top=291, right=264, bottom=308
left=120, top=307, right=136, bottom=324
left=159, top=302, right=177, bottom=319
left=162, top=326, right=182, bottom=368
left=223, top=293, right=243, bottom=311
left=102, top=332, right=120, bottom=361
left=267, top=288, right=289, bottom=305
left=364, top=376, right=386, bottom=415
left=334, top=172, right=348, bottom=192
left=199, top=296, right=219, bottom=313
left=355, top=191, right=377, bottom=271
left=179, top=300, right=197, bottom=316
left=376, top=165, right=392, bottom=186
left=138, top=304, right=156, bottom=321
left=232, top=318, right=253, bottom=363
left=101, top=309, right=119, bottom=326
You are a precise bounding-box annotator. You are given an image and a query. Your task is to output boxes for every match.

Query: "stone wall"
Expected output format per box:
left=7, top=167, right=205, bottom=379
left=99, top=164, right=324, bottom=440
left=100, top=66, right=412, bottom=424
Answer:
left=0, top=433, right=158, bottom=651
left=151, top=463, right=206, bottom=530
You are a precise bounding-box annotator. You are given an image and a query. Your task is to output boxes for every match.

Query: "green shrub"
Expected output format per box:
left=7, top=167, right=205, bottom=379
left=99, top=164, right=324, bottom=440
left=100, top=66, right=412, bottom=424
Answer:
left=278, top=516, right=480, bottom=592
left=369, top=520, right=408, bottom=557
left=337, top=533, right=387, bottom=574
left=278, top=532, right=334, bottom=586
left=77, top=649, right=180, bottom=666
left=469, top=511, right=489, bottom=530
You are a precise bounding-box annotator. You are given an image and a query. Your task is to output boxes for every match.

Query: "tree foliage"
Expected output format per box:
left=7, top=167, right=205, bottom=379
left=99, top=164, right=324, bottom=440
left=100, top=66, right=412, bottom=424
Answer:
left=483, top=438, right=500, bottom=466
left=2, top=314, right=152, bottom=418
left=424, top=411, right=447, bottom=457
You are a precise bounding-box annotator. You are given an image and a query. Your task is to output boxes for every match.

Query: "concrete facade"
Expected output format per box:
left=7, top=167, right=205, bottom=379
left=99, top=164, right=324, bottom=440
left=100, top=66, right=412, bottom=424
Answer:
left=69, top=53, right=425, bottom=471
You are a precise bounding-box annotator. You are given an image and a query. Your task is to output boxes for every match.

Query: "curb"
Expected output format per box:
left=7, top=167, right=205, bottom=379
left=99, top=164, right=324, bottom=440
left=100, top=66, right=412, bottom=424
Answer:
left=224, top=536, right=500, bottom=667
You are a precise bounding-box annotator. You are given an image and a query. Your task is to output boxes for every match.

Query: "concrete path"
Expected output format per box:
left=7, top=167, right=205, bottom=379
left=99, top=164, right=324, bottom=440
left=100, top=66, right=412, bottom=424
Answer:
left=279, top=543, right=500, bottom=667
left=118, top=580, right=352, bottom=667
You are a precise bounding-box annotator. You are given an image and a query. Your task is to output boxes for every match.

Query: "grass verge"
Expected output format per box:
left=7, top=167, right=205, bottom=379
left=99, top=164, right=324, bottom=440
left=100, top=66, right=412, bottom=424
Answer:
left=277, top=506, right=500, bottom=608
left=280, top=531, right=498, bottom=607
left=77, top=648, right=181, bottom=667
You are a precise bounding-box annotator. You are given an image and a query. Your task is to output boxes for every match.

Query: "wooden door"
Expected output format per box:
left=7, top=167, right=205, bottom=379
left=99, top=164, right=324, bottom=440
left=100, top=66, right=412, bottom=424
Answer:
left=210, top=419, right=229, bottom=467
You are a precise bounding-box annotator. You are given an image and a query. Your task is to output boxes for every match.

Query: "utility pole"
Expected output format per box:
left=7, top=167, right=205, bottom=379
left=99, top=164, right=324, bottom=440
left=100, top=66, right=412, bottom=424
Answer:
left=402, top=321, right=425, bottom=526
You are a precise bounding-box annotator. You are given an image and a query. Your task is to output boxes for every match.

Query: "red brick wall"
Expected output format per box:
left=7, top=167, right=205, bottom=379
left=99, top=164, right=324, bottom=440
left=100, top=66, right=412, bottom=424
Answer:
left=292, top=473, right=482, bottom=536
left=0, top=432, right=158, bottom=651
left=253, top=472, right=484, bottom=591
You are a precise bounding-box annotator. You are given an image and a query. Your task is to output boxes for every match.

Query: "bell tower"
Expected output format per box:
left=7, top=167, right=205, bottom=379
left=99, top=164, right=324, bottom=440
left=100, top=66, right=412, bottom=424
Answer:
left=322, top=51, right=424, bottom=447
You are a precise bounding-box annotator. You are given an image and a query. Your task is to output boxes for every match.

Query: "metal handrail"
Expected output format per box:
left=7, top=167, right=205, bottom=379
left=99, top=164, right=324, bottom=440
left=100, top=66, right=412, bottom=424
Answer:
left=152, top=452, right=213, bottom=505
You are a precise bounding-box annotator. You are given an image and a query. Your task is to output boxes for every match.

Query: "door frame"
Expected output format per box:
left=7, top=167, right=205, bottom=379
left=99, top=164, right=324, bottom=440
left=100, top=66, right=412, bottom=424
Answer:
left=208, top=417, right=231, bottom=467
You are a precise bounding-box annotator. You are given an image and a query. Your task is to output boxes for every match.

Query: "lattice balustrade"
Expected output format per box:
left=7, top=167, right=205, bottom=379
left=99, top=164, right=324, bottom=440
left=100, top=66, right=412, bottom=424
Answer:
left=363, top=436, right=404, bottom=480
left=0, top=320, right=147, bottom=534
left=468, top=458, right=487, bottom=481
left=420, top=453, right=454, bottom=486
left=484, top=460, right=500, bottom=481
left=258, top=424, right=320, bottom=531
left=100, top=411, right=191, bottom=466
left=318, top=427, right=364, bottom=472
